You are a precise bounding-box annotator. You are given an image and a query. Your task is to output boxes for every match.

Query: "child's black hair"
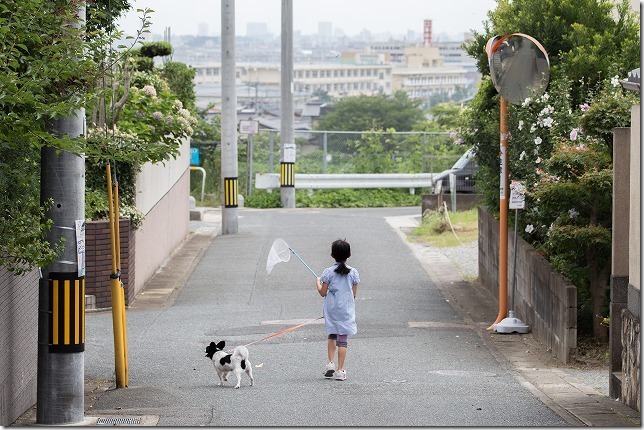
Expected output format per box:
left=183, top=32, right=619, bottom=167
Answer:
left=331, top=239, right=351, bottom=275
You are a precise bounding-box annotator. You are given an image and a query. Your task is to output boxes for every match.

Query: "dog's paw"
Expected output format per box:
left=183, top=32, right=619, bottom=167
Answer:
left=234, top=384, right=240, bottom=389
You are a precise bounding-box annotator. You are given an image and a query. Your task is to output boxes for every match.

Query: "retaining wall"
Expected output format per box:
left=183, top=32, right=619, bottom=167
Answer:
left=0, top=268, right=39, bottom=426
left=478, top=207, right=577, bottom=363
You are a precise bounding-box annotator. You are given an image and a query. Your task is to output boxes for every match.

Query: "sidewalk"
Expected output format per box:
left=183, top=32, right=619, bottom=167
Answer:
left=12, top=207, right=640, bottom=426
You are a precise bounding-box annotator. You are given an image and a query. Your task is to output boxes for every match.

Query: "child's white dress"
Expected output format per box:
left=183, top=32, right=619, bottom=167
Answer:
left=320, top=262, right=360, bottom=335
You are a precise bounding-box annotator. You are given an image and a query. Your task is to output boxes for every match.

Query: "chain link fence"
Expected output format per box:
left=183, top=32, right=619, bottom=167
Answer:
left=191, top=130, right=468, bottom=202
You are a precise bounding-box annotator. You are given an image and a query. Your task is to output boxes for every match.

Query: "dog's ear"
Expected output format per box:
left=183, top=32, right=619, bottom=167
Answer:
left=216, top=341, right=225, bottom=350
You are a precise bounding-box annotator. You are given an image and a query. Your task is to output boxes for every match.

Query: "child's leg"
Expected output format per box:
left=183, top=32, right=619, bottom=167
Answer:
left=336, top=335, right=348, bottom=370
left=327, top=335, right=337, bottom=363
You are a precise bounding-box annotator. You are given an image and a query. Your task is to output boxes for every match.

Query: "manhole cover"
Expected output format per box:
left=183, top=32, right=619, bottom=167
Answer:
left=96, top=417, right=142, bottom=425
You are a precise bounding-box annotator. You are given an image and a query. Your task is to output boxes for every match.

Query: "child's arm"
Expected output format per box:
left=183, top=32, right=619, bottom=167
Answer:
left=316, top=277, right=328, bottom=297
left=352, top=283, right=358, bottom=300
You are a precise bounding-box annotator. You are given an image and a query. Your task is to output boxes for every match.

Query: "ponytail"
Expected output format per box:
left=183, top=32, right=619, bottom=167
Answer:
left=334, top=261, right=351, bottom=275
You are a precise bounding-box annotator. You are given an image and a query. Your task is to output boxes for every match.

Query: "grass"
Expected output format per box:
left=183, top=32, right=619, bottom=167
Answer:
left=409, top=207, right=478, bottom=247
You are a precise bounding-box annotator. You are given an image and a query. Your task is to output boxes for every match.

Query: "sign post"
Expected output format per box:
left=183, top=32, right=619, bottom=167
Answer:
left=485, top=34, right=549, bottom=332
left=240, top=120, right=259, bottom=196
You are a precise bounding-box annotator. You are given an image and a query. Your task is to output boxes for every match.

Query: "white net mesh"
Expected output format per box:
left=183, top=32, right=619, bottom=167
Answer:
left=266, top=238, right=291, bottom=275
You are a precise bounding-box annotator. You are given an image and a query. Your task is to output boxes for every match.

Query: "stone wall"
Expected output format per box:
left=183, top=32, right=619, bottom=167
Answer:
left=478, top=207, right=577, bottom=363
left=85, top=219, right=135, bottom=309
left=0, top=268, right=39, bottom=426
left=621, top=310, right=640, bottom=411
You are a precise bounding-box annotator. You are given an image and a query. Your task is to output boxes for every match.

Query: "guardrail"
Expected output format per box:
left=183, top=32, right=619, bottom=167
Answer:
left=255, top=173, right=437, bottom=194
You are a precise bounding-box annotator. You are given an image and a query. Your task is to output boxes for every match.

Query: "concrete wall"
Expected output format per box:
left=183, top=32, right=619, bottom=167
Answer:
left=622, top=104, right=640, bottom=411
left=133, top=139, right=191, bottom=295
left=0, top=268, right=39, bottom=426
left=421, top=193, right=482, bottom=214
left=478, top=207, right=577, bottom=363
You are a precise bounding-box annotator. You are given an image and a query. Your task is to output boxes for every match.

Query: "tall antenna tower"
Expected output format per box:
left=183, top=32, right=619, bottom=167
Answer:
left=423, top=19, right=432, bottom=46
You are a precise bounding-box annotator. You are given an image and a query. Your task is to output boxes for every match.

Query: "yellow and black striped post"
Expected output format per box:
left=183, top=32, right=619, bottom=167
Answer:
left=224, top=177, right=238, bottom=207
left=48, top=273, right=85, bottom=353
left=280, top=162, right=295, bottom=187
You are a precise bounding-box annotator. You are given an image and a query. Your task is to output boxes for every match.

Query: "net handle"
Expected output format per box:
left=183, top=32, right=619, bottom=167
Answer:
left=289, top=247, right=318, bottom=278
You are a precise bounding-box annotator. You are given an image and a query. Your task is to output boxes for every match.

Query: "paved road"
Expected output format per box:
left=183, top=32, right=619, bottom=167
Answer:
left=84, top=207, right=569, bottom=426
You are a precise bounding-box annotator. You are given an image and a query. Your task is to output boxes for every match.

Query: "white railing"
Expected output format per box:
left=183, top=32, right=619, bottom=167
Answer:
left=255, top=173, right=436, bottom=194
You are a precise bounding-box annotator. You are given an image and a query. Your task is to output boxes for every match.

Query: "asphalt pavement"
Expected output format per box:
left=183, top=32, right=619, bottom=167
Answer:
left=13, top=206, right=641, bottom=427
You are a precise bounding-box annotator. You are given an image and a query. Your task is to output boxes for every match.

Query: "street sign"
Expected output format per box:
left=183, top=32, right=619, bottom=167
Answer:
left=509, top=180, right=526, bottom=210
left=239, top=120, right=259, bottom=135
left=190, top=147, right=200, bottom=166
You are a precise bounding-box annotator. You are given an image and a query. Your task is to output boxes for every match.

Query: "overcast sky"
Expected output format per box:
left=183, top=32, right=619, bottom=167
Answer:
left=118, top=0, right=496, bottom=39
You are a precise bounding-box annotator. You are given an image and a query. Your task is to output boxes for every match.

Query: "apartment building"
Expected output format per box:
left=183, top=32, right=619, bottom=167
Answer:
left=194, top=62, right=393, bottom=100
left=193, top=44, right=473, bottom=107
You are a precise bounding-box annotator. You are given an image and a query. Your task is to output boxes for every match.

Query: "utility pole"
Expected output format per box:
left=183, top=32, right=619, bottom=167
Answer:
left=221, top=0, right=239, bottom=233
left=280, top=0, right=295, bottom=208
left=37, top=4, right=86, bottom=425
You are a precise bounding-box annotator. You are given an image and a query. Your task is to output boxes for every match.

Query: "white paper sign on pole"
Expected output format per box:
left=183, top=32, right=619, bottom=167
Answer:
left=283, top=143, right=296, bottom=163
left=75, top=219, right=86, bottom=277
left=509, top=180, right=526, bottom=210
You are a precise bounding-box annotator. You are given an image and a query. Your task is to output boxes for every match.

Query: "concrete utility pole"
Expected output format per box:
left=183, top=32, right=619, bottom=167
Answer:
left=280, top=0, right=295, bottom=208
left=37, top=5, right=86, bottom=423
left=221, top=0, right=239, bottom=233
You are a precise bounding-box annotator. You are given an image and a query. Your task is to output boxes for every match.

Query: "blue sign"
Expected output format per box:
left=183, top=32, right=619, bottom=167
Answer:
left=190, top=147, right=200, bottom=166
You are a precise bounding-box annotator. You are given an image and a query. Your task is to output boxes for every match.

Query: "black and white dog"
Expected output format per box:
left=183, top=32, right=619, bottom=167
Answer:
left=205, top=341, right=254, bottom=389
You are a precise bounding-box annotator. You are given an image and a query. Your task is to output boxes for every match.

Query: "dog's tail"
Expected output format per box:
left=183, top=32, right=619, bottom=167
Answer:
left=233, top=345, right=249, bottom=361
left=233, top=346, right=250, bottom=370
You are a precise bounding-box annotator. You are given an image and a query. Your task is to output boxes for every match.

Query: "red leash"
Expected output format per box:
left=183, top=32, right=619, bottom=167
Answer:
left=242, top=316, right=324, bottom=348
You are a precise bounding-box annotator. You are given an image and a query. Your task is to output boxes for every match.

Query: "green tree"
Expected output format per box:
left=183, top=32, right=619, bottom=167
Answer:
left=0, top=0, right=102, bottom=273
left=315, top=91, right=425, bottom=132
left=457, top=0, right=639, bottom=340
left=158, top=61, right=197, bottom=111
left=464, top=0, right=639, bottom=106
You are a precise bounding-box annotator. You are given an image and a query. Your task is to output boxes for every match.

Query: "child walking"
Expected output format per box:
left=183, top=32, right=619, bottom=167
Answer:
left=315, top=239, right=360, bottom=381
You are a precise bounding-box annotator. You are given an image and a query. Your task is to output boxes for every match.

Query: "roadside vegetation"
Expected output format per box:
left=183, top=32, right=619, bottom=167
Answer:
left=409, top=208, right=478, bottom=248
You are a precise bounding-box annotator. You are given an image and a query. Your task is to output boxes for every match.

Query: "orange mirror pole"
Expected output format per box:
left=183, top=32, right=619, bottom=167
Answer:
left=488, top=96, right=509, bottom=330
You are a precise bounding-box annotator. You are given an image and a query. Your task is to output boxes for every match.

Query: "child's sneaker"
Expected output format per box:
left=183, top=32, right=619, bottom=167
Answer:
left=324, top=362, right=335, bottom=378
left=334, top=369, right=347, bottom=381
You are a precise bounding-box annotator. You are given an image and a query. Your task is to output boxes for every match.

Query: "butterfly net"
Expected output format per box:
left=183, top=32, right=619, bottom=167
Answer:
left=266, top=238, right=291, bottom=275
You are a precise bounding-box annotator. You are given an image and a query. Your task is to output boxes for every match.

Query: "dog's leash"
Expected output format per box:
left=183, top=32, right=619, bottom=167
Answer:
left=241, top=316, right=324, bottom=348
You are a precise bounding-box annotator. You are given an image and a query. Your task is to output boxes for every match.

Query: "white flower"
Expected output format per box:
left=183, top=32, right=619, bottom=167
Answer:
left=534, top=136, right=542, bottom=145
left=569, top=208, right=580, bottom=218
left=580, top=103, right=590, bottom=112
left=519, top=151, right=526, bottom=161
left=152, top=111, right=163, bottom=120
left=525, top=224, right=535, bottom=234
left=179, top=108, right=191, bottom=118
left=174, top=100, right=183, bottom=109
left=518, top=120, right=524, bottom=130
left=530, top=124, right=537, bottom=133
left=522, top=97, right=532, bottom=107
left=141, top=85, right=157, bottom=97
left=570, top=129, right=579, bottom=141
left=536, top=157, right=542, bottom=164
left=611, top=75, right=620, bottom=87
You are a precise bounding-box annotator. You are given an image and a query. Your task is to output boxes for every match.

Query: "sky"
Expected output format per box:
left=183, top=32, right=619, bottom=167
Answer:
left=118, top=0, right=496, bottom=39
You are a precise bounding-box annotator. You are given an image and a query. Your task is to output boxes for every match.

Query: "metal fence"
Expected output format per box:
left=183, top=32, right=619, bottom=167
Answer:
left=191, top=130, right=467, bottom=200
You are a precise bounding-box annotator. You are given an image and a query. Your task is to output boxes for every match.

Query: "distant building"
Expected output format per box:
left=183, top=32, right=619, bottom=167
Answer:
left=197, top=22, right=209, bottom=37
left=247, top=22, right=269, bottom=38
left=318, top=22, right=332, bottom=42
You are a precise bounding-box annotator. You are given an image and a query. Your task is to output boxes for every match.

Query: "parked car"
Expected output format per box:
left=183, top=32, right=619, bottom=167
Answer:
left=431, top=148, right=477, bottom=193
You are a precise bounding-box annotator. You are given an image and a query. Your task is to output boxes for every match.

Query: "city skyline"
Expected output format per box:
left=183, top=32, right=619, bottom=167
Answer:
left=118, top=0, right=496, bottom=40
